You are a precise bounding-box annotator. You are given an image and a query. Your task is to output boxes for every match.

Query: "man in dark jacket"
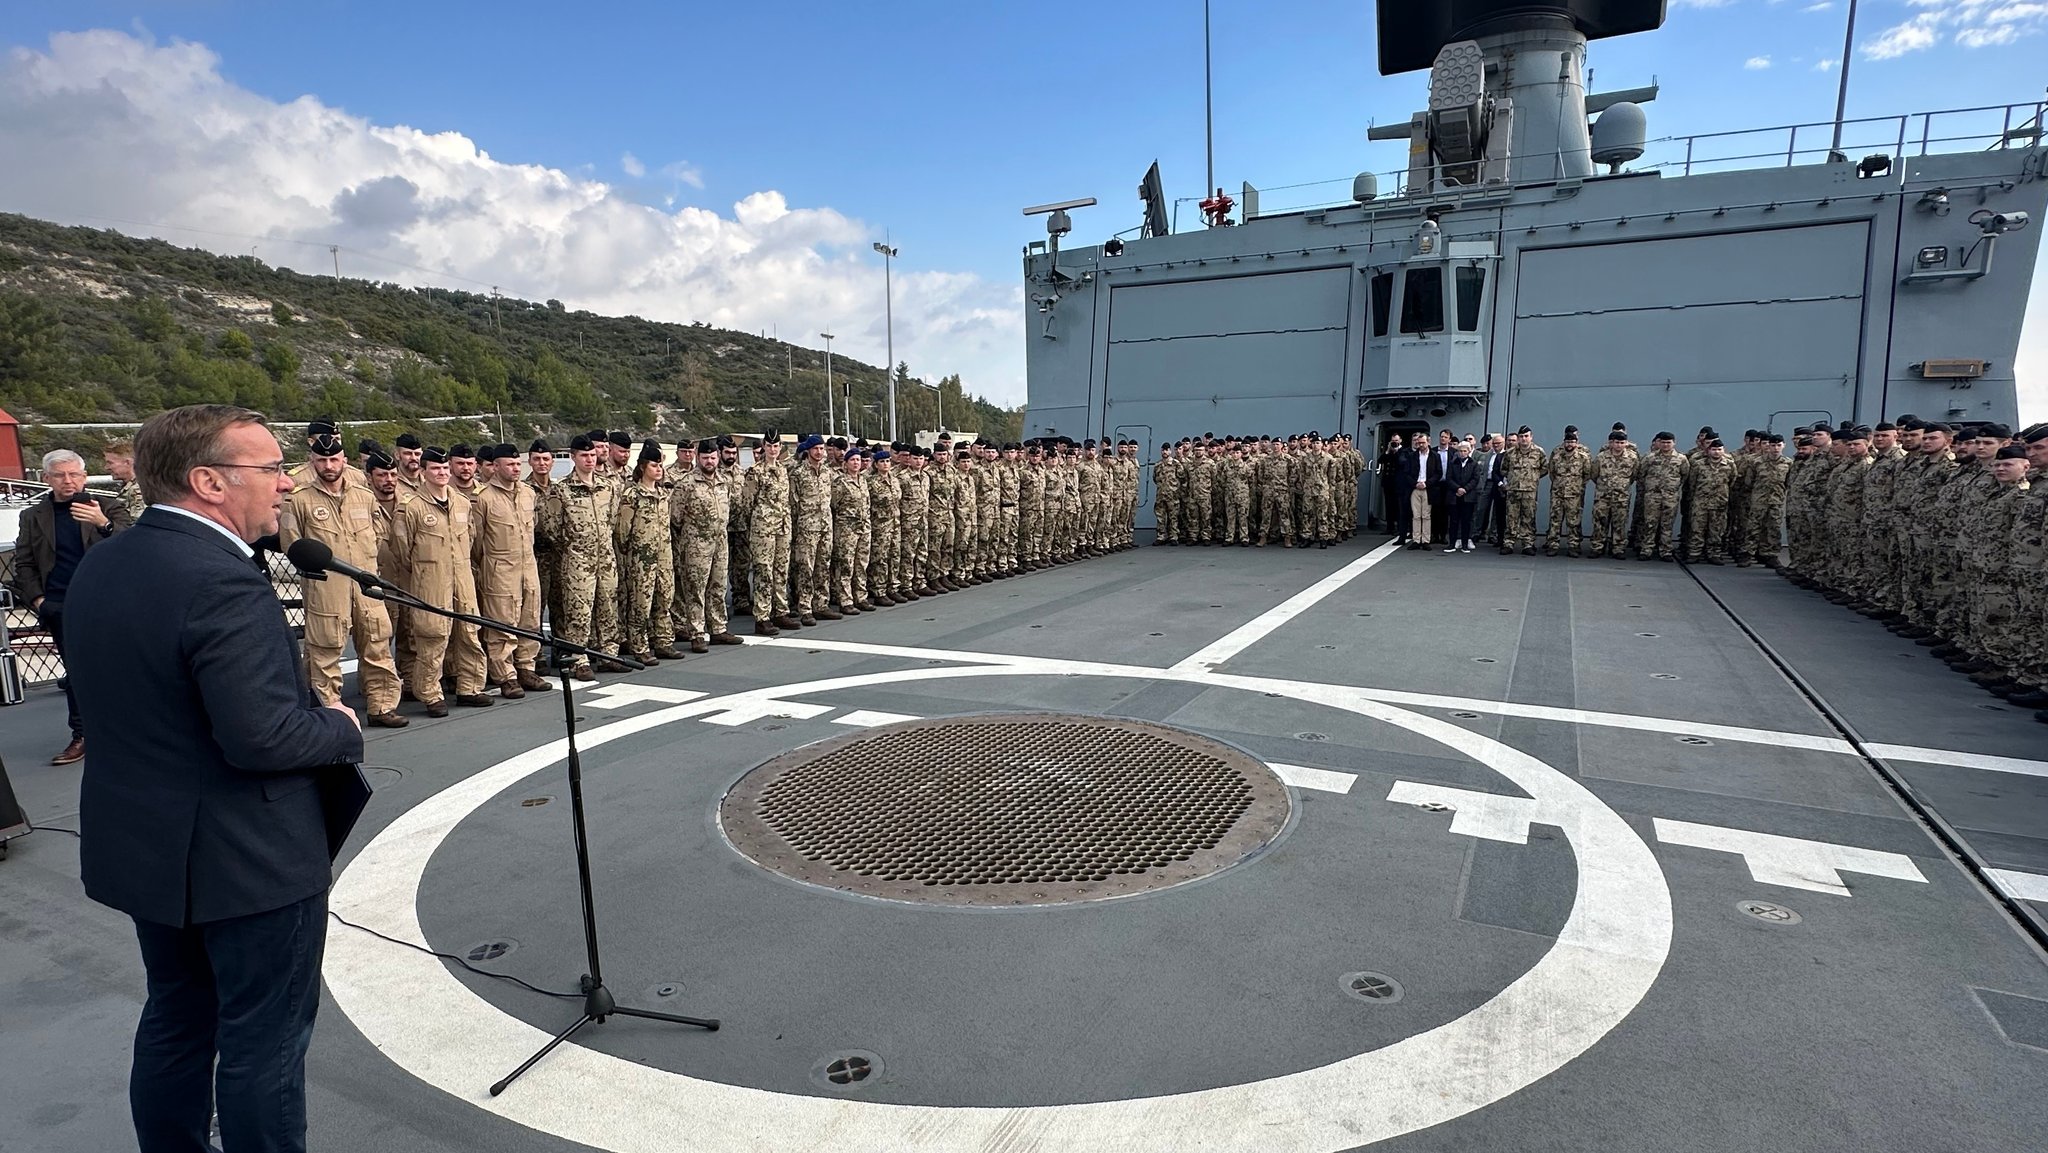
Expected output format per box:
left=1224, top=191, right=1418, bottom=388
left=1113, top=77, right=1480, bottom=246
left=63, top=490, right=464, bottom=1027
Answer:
left=65, top=405, right=366, bottom=1153
left=1389, top=435, right=1423, bottom=546
left=7, top=448, right=133, bottom=764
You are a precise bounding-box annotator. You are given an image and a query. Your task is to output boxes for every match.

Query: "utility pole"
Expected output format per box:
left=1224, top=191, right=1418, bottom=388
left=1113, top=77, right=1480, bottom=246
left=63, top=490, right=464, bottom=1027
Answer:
left=329, top=245, right=340, bottom=278
left=872, top=239, right=899, bottom=441
left=490, top=286, right=502, bottom=330
left=821, top=332, right=836, bottom=436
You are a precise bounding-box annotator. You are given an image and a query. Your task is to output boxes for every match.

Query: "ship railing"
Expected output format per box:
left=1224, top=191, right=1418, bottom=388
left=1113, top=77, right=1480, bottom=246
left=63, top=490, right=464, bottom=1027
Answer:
left=1642, top=101, right=2048, bottom=178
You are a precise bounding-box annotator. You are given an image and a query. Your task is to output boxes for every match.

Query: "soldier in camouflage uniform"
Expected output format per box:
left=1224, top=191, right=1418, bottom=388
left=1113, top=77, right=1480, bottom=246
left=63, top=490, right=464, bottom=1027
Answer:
left=1889, top=423, right=1958, bottom=633
left=2003, top=428, right=2048, bottom=713
left=671, top=438, right=739, bottom=652
left=1738, top=433, right=1790, bottom=567
left=721, top=440, right=751, bottom=617
left=867, top=450, right=903, bottom=603
left=832, top=449, right=876, bottom=611
left=791, top=436, right=838, bottom=622
left=891, top=447, right=930, bottom=598
left=1587, top=430, right=1637, bottom=559
left=927, top=445, right=958, bottom=588
left=1634, top=432, right=1687, bottom=561
left=470, top=443, right=557, bottom=694
left=1184, top=442, right=1215, bottom=545
left=1222, top=444, right=1253, bottom=545
left=741, top=436, right=800, bottom=633
left=615, top=442, right=683, bottom=663
left=539, top=435, right=625, bottom=681
left=390, top=446, right=492, bottom=714
left=522, top=440, right=561, bottom=654
left=1930, top=426, right=2009, bottom=660
left=1957, top=445, right=2033, bottom=694
left=1544, top=428, right=1590, bottom=557
left=1017, top=445, right=1047, bottom=568
left=1294, top=437, right=1332, bottom=548
left=1683, top=439, right=1735, bottom=564
left=1257, top=440, right=1292, bottom=547
left=103, top=439, right=148, bottom=520
left=996, top=443, right=1023, bottom=574
left=950, top=450, right=981, bottom=583
left=1500, top=427, right=1548, bottom=555
left=1819, top=427, right=1874, bottom=602
left=1151, top=443, right=1180, bottom=544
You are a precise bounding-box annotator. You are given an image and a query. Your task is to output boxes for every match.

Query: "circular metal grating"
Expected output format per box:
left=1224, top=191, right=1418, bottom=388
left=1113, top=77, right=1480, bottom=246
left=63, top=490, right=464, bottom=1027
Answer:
left=720, top=714, right=1291, bottom=906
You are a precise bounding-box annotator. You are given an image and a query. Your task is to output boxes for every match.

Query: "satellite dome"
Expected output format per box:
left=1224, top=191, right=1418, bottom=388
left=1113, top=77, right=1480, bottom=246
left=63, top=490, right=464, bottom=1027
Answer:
left=1591, top=102, right=1647, bottom=172
left=1353, top=172, right=1381, bottom=203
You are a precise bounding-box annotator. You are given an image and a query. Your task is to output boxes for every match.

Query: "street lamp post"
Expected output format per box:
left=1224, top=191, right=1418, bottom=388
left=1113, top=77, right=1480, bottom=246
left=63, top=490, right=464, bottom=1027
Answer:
left=922, top=377, right=942, bottom=435
left=873, top=240, right=899, bottom=442
left=820, top=332, right=836, bottom=435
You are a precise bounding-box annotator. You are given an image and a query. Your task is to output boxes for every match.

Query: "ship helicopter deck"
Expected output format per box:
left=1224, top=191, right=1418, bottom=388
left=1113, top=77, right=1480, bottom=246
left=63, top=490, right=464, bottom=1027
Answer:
left=4, top=536, right=2048, bottom=1153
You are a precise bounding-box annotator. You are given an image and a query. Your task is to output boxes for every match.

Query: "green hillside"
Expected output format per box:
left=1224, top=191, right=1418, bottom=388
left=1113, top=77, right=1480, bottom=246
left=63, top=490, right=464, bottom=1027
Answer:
left=0, top=212, right=1021, bottom=462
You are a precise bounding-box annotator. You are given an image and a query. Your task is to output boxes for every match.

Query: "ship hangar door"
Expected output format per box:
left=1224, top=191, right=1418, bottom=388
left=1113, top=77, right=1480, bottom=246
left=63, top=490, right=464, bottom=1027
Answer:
left=1504, top=222, right=1868, bottom=437
left=1102, top=269, right=1353, bottom=438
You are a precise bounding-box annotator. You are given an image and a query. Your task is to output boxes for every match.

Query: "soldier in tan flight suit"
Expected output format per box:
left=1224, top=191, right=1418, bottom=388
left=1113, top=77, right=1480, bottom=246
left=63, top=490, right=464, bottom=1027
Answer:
left=278, top=433, right=406, bottom=728
left=389, top=446, right=492, bottom=717
left=673, top=438, right=741, bottom=653
left=470, top=443, right=555, bottom=696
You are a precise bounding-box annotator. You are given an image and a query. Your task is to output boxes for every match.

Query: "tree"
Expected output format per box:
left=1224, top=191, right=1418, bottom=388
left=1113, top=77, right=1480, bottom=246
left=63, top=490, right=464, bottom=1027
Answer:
left=259, top=340, right=300, bottom=384
left=216, top=328, right=254, bottom=359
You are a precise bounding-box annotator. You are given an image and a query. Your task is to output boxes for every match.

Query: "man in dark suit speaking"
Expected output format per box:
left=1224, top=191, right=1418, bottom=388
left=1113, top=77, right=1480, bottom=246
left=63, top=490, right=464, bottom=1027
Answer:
left=64, top=404, right=366, bottom=1153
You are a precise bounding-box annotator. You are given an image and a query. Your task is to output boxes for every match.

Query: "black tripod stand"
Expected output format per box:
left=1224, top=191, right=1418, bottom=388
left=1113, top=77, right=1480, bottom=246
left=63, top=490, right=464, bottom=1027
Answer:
left=346, top=575, right=719, bottom=1096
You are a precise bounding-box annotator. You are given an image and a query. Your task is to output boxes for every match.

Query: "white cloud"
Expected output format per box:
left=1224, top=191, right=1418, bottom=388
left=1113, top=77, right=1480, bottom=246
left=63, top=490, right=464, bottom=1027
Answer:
left=1813, top=58, right=1837, bottom=70
left=1865, top=0, right=2048, bottom=57
left=1803, top=2, right=1834, bottom=12
left=619, top=151, right=645, bottom=178
left=1744, top=55, right=1773, bottom=69
left=0, top=31, right=1024, bottom=403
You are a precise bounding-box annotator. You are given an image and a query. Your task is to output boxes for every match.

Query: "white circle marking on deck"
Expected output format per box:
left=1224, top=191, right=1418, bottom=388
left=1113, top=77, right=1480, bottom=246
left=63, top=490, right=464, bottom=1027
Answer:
left=325, top=661, right=1673, bottom=1152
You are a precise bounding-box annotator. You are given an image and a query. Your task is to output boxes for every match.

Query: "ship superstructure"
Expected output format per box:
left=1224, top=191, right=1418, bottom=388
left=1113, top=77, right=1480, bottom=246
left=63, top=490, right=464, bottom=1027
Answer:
left=1021, top=1, right=2045, bottom=507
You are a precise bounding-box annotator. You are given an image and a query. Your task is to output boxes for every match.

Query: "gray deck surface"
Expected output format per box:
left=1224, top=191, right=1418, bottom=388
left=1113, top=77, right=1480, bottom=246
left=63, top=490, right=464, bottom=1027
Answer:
left=4, top=535, right=2046, bottom=1153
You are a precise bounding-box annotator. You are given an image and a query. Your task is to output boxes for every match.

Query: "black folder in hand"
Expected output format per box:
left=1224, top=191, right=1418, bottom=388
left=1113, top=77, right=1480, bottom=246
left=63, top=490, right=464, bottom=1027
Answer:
left=320, top=763, right=374, bottom=862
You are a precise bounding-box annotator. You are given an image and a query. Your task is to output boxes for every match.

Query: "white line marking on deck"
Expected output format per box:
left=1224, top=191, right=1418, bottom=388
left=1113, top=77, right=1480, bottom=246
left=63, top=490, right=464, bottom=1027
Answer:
left=698, top=699, right=836, bottom=726
left=582, top=685, right=709, bottom=710
left=1387, top=782, right=1546, bottom=843
left=832, top=709, right=921, bottom=728
left=1985, top=869, right=2048, bottom=903
left=1266, top=763, right=1357, bottom=794
left=1168, top=540, right=1402, bottom=673
left=1866, top=745, right=2048, bottom=780
left=1652, top=818, right=1929, bottom=896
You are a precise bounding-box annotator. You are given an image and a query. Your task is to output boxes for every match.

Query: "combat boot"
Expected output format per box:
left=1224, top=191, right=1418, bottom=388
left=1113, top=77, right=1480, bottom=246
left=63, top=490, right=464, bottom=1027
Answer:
left=497, top=680, right=526, bottom=700
left=815, top=607, right=843, bottom=620
left=516, top=669, right=553, bottom=692
left=798, top=614, right=817, bottom=627
left=690, top=637, right=711, bottom=654
left=368, top=711, right=410, bottom=728
left=710, top=632, right=743, bottom=645
left=854, top=600, right=879, bottom=612
left=774, top=615, right=802, bottom=630
left=595, top=658, right=633, bottom=673
left=632, top=651, right=659, bottom=666
left=571, top=665, right=596, bottom=682
left=652, top=643, right=687, bottom=660
left=754, top=621, right=781, bottom=637
left=424, top=699, right=450, bottom=717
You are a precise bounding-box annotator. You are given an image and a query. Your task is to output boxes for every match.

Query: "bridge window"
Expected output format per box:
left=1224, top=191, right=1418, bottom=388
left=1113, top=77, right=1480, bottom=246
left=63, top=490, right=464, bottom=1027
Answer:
left=1455, top=266, right=1486, bottom=331
left=1369, top=271, right=1393, bottom=337
left=1399, top=267, right=1443, bottom=334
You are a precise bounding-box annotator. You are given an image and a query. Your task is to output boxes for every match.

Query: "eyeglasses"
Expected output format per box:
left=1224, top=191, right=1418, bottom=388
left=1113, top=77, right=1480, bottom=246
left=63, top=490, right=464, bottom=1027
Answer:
left=205, top=461, right=287, bottom=476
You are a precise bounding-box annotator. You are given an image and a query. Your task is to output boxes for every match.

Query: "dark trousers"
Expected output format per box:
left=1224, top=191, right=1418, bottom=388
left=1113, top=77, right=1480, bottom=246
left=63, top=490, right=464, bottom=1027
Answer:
left=130, top=891, right=328, bottom=1153
left=1472, top=488, right=1494, bottom=538
left=1378, top=481, right=1400, bottom=532
left=1449, top=501, right=1475, bottom=544
left=1429, top=490, right=1450, bottom=542
left=40, top=601, right=81, bottom=738
left=1484, top=492, right=1507, bottom=544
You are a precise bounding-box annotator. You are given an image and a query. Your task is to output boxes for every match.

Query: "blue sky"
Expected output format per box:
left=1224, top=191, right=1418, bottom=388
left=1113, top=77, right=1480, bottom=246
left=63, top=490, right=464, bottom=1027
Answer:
left=2, top=0, right=2044, bottom=415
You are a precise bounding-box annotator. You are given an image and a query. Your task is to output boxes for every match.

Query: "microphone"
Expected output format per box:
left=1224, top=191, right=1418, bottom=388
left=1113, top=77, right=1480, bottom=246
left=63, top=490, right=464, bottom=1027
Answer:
left=285, top=538, right=387, bottom=590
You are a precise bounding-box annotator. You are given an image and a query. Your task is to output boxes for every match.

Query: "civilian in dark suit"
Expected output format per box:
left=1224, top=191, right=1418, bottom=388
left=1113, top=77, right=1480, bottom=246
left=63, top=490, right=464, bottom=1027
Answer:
left=1426, top=430, right=1456, bottom=543
left=65, top=405, right=366, bottom=1153
left=6, top=449, right=133, bottom=765
left=1481, top=434, right=1509, bottom=546
left=1444, top=440, right=1482, bottom=552
left=1472, top=434, right=1501, bottom=541
left=1390, top=436, right=1424, bottom=546
left=1375, top=437, right=1404, bottom=533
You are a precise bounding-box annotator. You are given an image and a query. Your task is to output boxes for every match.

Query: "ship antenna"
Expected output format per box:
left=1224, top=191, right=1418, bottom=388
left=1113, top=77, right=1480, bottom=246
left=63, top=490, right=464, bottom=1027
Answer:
left=1828, top=0, right=1860, bottom=160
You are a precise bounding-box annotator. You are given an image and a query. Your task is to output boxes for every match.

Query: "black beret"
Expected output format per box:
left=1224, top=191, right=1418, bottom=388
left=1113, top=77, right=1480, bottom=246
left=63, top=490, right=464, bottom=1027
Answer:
left=395, top=433, right=422, bottom=449
left=356, top=438, right=383, bottom=456
left=607, top=431, right=632, bottom=449
left=586, top=428, right=607, bottom=441
left=2022, top=424, right=2048, bottom=443
left=569, top=434, right=595, bottom=452
left=1563, top=425, right=1578, bottom=436
left=763, top=429, right=780, bottom=442
left=1845, top=426, right=1871, bottom=440
left=476, top=445, right=500, bottom=463
left=364, top=451, right=397, bottom=472
left=1922, top=422, right=1951, bottom=434
left=1768, top=433, right=1785, bottom=444
left=1608, top=430, right=1628, bottom=441
left=1654, top=431, right=1676, bottom=441
left=529, top=439, right=553, bottom=454
left=450, top=444, right=475, bottom=459
left=639, top=439, right=663, bottom=463
left=718, top=435, right=735, bottom=448
left=1612, top=422, right=1627, bottom=431
left=1980, top=422, right=2013, bottom=438
left=1699, top=425, right=1715, bottom=436
left=306, top=420, right=339, bottom=437
left=421, top=446, right=450, bottom=464
left=1516, top=425, right=1531, bottom=435
left=309, top=434, right=344, bottom=457
left=696, top=438, right=718, bottom=454
left=494, top=443, right=515, bottom=458
left=1874, top=422, right=1897, bottom=432
left=1707, top=438, right=1725, bottom=449
left=1896, top=413, right=1920, bottom=424
left=1995, top=445, right=2028, bottom=460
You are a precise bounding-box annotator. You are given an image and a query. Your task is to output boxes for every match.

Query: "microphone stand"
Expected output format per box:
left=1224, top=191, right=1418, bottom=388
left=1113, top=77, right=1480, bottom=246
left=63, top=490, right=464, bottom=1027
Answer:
left=347, top=575, right=719, bottom=1095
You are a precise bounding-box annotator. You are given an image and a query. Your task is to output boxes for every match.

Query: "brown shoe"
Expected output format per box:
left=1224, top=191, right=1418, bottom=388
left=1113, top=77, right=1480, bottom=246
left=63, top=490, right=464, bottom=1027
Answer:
left=425, top=699, right=451, bottom=718
left=774, top=615, right=802, bottom=629
left=497, top=681, right=526, bottom=700
left=51, top=737, right=85, bottom=766
left=632, top=651, right=659, bottom=666
left=652, top=643, right=687, bottom=660
left=754, top=621, right=781, bottom=636
left=840, top=603, right=862, bottom=615
left=595, top=658, right=633, bottom=673
left=455, top=693, right=495, bottom=708
left=900, top=589, right=921, bottom=601
left=690, top=637, right=710, bottom=654
left=798, top=615, right=817, bottom=626
left=710, top=632, right=743, bottom=645
left=368, top=711, right=410, bottom=729
left=855, top=601, right=878, bottom=612
left=814, top=608, right=841, bottom=620
left=516, top=669, right=552, bottom=692
left=571, top=665, right=597, bottom=682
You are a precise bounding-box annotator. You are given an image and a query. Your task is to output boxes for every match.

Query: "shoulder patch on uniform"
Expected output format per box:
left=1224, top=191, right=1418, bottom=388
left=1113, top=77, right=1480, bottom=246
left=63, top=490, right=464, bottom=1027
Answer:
left=422, top=513, right=438, bottom=526
left=311, top=505, right=331, bottom=521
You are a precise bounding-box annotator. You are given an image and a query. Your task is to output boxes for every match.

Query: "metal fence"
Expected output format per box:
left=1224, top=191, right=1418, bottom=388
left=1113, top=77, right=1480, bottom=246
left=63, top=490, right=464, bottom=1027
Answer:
left=2, top=522, right=305, bottom=690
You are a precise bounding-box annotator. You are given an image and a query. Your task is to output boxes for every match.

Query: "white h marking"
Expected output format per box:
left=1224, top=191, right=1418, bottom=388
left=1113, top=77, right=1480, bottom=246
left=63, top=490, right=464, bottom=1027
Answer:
left=1652, top=819, right=1928, bottom=896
